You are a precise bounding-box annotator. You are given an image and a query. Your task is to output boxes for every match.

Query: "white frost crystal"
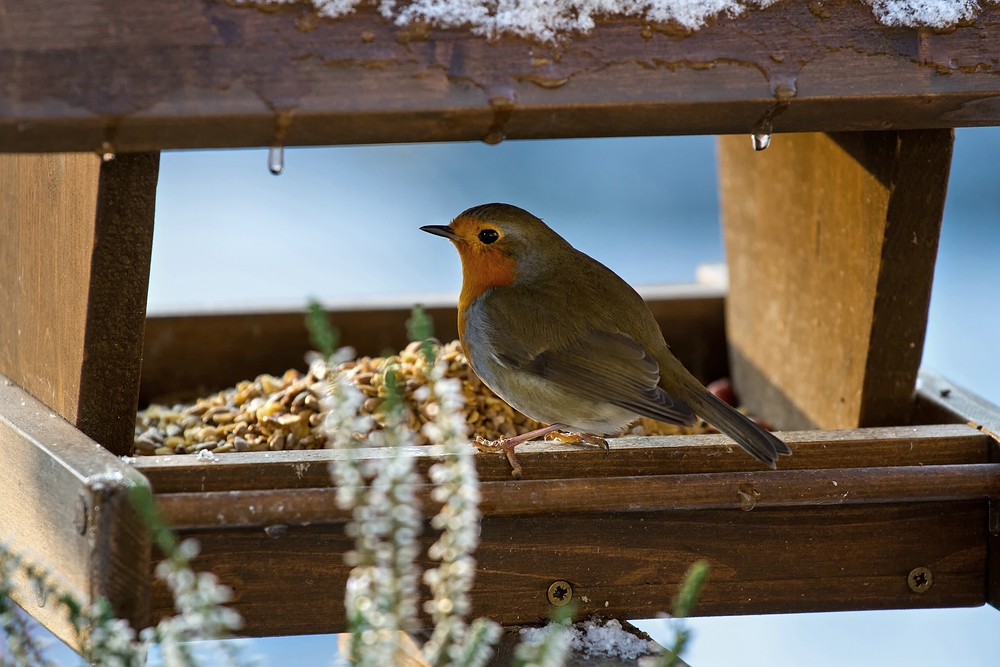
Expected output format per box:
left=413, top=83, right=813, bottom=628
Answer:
left=863, top=0, right=986, bottom=27
left=249, top=0, right=998, bottom=40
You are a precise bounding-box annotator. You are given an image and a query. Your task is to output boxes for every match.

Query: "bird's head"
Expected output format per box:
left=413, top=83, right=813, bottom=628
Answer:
left=421, top=203, right=566, bottom=303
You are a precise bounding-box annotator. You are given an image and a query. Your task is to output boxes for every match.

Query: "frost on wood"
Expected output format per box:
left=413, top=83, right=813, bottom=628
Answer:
left=254, top=0, right=781, bottom=39
left=863, top=0, right=994, bottom=28
left=247, top=0, right=997, bottom=40
left=521, top=619, right=658, bottom=661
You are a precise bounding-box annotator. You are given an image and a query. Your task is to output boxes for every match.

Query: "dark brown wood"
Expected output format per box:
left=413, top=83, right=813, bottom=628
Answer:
left=133, top=424, right=990, bottom=493
left=154, top=500, right=987, bottom=636
left=139, top=284, right=727, bottom=405
left=1, top=1, right=1000, bottom=152
left=0, top=152, right=159, bottom=456
left=0, top=372, right=151, bottom=648
left=719, top=130, right=952, bottom=431
left=155, top=463, right=1000, bottom=529
left=140, top=421, right=997, bottom=634
left=915, top=369, right=1000, bottom=611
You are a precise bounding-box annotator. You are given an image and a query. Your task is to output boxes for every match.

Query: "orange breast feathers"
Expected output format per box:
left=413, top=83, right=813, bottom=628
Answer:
left=456, top=244, right=517, bottom=335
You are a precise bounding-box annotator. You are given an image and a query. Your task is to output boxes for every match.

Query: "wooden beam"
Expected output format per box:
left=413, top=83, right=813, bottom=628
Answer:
left=133, top=424, right=990, bottom=492
left=914, top=369, right=1000, bottom=612
left=134, top=423, right=994, bottom=634
left=719, top=130, right=953, bottom=430
left=1, top=1, right=1000, bottom=152
left=139, top=284, right=727, bottom=405
left=153, top=499, right=987, bottom=636
left=0, top=152, right=159, bottom=456
left=0, top=373, right=151, bottom=648
left=155, top=463, right=1000, bottom=528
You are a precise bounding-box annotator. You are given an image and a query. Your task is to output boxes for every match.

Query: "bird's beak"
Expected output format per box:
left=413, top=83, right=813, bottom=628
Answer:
left=420, top=225, right=460, bottom=241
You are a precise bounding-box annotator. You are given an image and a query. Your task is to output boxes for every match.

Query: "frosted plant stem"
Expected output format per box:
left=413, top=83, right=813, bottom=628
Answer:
left=321, top=352, right=423, bottom=666
left=418, top=354, right=499, bottom=667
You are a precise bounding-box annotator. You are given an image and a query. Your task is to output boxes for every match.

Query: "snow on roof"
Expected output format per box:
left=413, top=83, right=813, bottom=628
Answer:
left=865, top=0, right=983, bottom=28
left=251, top=0, right=996, bottom=40
left=520, top=618, right=658, bottom=660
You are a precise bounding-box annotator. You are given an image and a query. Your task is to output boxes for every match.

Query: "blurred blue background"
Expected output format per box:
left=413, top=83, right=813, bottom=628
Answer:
left=30, top=127, right=1000, bottom=665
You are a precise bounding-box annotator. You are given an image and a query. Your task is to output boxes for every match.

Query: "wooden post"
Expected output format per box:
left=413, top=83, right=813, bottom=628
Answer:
left=0, top=152, right=159, bottom=456
left=718, top=130, right=953, bottom=430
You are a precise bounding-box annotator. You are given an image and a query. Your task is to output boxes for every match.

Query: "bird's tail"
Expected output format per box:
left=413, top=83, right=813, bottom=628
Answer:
left=684, top=388, right=791, bottom=468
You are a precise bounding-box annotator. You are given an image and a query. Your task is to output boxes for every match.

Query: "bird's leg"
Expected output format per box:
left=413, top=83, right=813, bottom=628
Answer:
left=474, top=423, right=570, bottom=479
left=545, top=431, right=611, bottom=457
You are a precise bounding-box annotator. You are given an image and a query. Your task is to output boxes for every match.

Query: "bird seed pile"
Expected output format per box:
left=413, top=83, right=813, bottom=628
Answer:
left=134, top=340, right=715, bottom=456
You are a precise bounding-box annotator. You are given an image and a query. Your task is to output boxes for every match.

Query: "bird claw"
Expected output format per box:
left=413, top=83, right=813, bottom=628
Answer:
left=474, top=436, right=523, bottom=479
left=545, top=431, right=611, bottom=457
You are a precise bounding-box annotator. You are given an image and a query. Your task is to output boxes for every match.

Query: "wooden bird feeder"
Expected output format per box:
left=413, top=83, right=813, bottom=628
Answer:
left=2, top=0, right=1000, bottom=656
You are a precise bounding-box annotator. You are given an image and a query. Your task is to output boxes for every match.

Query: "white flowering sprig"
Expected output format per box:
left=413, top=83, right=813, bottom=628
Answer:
left=316, top=317, right=423, bottom=667
left=142, top=541, right=245, bottom=667
left=128, top=482, right=246, bottom=667
left=337, top=370, right=425, bottom=666
left=1, top=546, right=57, bottom=667
left=318, top=351, right=374, bottom=512
left=1, top=484, right=248, bottom=667
left=413, top=332, right=498, bottom=667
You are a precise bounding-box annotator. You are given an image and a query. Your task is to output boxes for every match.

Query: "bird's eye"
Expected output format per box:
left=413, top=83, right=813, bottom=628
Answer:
left=478, top=229, right=500, bottom=244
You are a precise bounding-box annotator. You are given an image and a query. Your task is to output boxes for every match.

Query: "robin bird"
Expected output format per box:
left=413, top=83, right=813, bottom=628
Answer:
left=421, top=203, right=790, bottom=476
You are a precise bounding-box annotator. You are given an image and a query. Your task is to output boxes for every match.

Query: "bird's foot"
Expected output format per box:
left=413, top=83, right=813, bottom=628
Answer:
left=474, top=435, right=524, bottom=479
left=545, top=431, right=611, bottom=457
left=473, top=423, right=569, bottom=479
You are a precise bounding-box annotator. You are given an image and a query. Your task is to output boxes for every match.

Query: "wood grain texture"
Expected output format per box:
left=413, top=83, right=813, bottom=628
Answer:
left=0, top=373, right=150, bottom=648
left=152, top=500, right=987, bottom=635
left=133, top=424, right=991, bottom=493
left=139, top=284, right=727, bottom=405
left=154, top=463, right=1000, bottom=528
left=1, top=1, right=1000, bottom=152
left=0, top=152, right=158, bottom=456
left=719, top=130, right=952, bottom=430
left=914, top=369, right=1000, bottom=612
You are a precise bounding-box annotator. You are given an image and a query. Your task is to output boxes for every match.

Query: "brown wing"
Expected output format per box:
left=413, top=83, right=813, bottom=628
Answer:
left=496, top=329, right=697, bottom=427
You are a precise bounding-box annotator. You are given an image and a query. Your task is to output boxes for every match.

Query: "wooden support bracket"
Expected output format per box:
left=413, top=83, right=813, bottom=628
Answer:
left=719, top=130, right=954, bottom=431
left=0, top=373, right=151, bottom=648
left=0, top=152, right=159, bottom=456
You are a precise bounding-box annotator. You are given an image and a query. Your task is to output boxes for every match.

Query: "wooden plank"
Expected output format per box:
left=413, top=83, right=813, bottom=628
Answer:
left=0, top=373, right=151, bottom=648
left=139, top=284, right=727, bottom=405
left=154, top=463, right=1000, bottom=528
left=0, top=152, right=159, bottom=456
left=914, top=368, right=1000, bottom=611
left=152, top=500, right=987, bottom=635
left=133, top=424, right=991, bottom=493
left=1, top=1, right=1000, bottom=152
left=719, top=130, right=953, bottom=431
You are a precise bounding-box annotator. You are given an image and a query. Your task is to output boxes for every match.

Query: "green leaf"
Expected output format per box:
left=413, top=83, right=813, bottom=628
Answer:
left=305, top=300, right=339, bottom=358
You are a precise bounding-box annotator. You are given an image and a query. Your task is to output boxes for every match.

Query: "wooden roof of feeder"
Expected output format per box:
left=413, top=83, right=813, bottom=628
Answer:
left=0, top=0, right=999, bottom=151
left=0, top=0, right=999, bottom=658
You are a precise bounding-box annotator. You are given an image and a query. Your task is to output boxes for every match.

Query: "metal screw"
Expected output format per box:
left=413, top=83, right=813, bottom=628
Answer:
left=547, top=580, right=573, bottom=606
left=907, top=567, right=933, bottom=593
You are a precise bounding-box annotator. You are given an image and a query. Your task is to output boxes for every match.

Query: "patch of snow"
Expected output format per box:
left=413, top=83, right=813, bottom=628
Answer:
left=87, top=470, right=132, bottom=492
left=237, top=0, right=999, bottom=40
left=521, top=619, right=657, bottom=660
left=863, top=0, right=983, bottom=28
left=197, top=449, right=220, bottom=463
